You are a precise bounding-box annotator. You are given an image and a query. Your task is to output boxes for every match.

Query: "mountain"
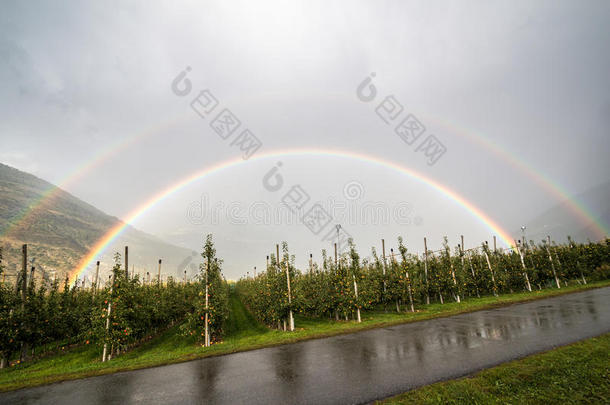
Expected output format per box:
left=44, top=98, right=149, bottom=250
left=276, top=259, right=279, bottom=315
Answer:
left=515, top=181, right=610, bottom=244
left=0, top=163, right=198, bottom=285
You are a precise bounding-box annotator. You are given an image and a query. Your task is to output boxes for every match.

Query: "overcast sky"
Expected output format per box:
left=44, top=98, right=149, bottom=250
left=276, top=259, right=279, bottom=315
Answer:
left=1, top=0, right=609, bottom=279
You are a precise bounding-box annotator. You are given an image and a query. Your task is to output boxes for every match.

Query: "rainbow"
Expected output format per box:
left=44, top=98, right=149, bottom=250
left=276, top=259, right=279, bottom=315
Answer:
left=4, top=110, right=607, bottom=250
left=68, top=148, right=516, bottom=284
left=0, top=114, right=184, bottom=239
left=426, top=116, right=609, bottom=238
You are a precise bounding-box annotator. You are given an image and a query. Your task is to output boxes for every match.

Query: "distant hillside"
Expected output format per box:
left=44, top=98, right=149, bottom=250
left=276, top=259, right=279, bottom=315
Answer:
left=0, top=163, right=198, bottom=285
left=515, top=181, right=610, bottom=244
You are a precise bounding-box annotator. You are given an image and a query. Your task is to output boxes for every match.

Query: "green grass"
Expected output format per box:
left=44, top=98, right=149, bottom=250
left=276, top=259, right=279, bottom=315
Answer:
left=1, top=280, right=609, bottom=393
left=378, top=333, right=610, bottom=404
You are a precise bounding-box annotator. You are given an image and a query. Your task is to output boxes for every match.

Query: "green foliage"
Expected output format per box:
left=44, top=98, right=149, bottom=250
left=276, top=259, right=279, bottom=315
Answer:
left=91, top=253, right=197, bottom=356
left=0, top=251, right=197, bottom=364
left=1, top=235, right=608, bottom=368
left=237, top=238, right=610, bottom=326
left=181, top=235, right=229, bottom=343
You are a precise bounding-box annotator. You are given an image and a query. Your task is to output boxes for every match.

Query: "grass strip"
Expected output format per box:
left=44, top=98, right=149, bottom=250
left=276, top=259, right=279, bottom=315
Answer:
left=378, top=333, right=610, bottom=404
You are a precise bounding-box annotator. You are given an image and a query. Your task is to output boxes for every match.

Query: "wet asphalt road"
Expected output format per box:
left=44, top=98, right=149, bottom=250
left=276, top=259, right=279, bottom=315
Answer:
left=2, top=287, right=609, bottom=405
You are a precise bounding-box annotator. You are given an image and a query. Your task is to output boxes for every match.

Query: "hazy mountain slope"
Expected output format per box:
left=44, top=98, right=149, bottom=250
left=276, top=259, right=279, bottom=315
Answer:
left=516, top=181, right=610, bottom=244
left=0, top=163, right=197, bottom=284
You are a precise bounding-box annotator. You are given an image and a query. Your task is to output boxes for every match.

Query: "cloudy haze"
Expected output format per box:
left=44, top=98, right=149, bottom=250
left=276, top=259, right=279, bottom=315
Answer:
left=1, top=0, right=609, bottom=279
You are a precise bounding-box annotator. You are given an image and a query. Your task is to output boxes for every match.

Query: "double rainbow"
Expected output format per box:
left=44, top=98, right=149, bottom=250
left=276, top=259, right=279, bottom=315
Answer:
left=68, top=148, right=515, bottom=284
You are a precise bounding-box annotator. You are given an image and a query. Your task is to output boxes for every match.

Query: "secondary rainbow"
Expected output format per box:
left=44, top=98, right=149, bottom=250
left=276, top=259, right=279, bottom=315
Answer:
left=427, top=115, right=609, bottom=238
left=6, top=110, right=606, bottom=246
left=68, top=148, right=515, bottom=284
left=1, top=114, right=185, bottom=239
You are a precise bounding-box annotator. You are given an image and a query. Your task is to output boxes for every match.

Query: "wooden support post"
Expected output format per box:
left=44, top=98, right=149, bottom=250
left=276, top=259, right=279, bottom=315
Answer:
left=466, top=251, right=480, bottom=298
left=19, top=245, right=29, bottom=361
left=205, top=258, right=209, bottom=347
left=570, top=243, right=587, bottom=285
left=94, top=261, right=100, bottom=293
left=405, top=267, right=415, bottom=313
left=459, top=236, right=466, bottom=298
left=396, top=240, right=415, bottom=313
left=390, top=248, right=400, bottom=312
left=546, top=236, right=561, bottom=288
left=21, top=244, right=27, bottom=299
left=157, top=259, right=162, bottom=284
left=381, top=239, right=387, bottom=279
left=29, top=266, right=35, bottom=289
left=353, top=274, right=361, bottom=322
left=282, top=246, right=294, bottom=332
left=515, top=240, right=532, bottom=292
left=102, top=272, right=116, bottom=362
left=124, top=246, right=129, bottom=279
left=381, top=238, right=387, bottom=298
left=483, top=245, right=498, bottom=297
left=334, top=243, right=338, bottom=266
left=445, top=239, right=460, bottom=303
left=423, top=237, right=429, bottom=304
